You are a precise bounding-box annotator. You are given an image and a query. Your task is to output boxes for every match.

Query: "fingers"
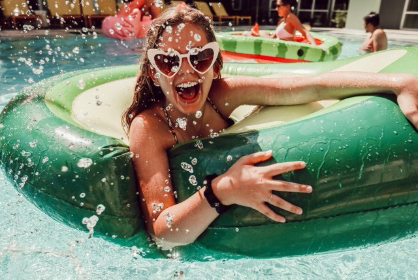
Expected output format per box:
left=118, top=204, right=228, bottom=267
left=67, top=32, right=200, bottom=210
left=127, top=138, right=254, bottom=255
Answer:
left=270, top=181, right=312, bottom=193
left=122, top=20, right=134, bottom=28
left=129, top=8, right=142, bottom=18
left=267, top=194, right=303, bottom=215
left=239, top=150, right=273, bottom=165
left=254, top=203, right=286, bottom=223
left=262, top=161, right=306, bottom=176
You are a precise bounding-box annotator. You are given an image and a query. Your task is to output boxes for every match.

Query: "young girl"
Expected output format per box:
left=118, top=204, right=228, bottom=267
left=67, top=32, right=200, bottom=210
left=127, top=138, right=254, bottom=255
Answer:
left=123, top=6, right=418, bottom=248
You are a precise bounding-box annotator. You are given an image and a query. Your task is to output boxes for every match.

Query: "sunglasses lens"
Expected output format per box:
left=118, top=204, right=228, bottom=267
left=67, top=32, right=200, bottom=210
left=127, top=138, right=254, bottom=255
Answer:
left=154, top=53, right=180, bottom=76
left=190, top=48, right=215, bottom=73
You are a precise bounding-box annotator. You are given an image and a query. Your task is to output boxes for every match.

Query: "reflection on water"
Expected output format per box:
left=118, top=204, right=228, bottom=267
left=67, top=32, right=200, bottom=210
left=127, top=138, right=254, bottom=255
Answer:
left=1, top=32, right=418, bottom=278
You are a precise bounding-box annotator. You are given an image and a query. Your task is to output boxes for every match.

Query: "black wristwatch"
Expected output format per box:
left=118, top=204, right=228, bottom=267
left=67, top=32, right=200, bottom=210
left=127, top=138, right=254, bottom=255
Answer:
left=203, top=174, right=231, bottom=215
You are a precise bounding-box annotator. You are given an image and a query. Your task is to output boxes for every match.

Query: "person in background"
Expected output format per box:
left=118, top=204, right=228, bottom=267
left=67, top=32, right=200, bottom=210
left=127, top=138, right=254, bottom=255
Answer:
left=361, top=12, right=387, bottom=53
left=247, top=0, right=316, bottom=45
left=102, top=0, right=162, bottom=40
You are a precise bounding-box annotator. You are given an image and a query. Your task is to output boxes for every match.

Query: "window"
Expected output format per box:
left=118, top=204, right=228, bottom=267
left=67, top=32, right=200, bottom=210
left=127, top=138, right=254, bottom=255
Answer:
left=297, top=0, right=330, bottom=26
left=402, top=0, right=418, bottom=29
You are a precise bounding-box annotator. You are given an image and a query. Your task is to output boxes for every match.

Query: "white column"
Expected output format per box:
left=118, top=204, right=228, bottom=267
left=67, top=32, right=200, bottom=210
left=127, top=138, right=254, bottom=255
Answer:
left=345, top=0, right=382, bottom=29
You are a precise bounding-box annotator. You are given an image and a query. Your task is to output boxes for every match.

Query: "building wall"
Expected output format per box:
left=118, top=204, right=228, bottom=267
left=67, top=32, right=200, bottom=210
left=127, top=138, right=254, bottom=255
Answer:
left=379, top=0, right=407, bottom=29
left=345, top=0, right=381, bottom=29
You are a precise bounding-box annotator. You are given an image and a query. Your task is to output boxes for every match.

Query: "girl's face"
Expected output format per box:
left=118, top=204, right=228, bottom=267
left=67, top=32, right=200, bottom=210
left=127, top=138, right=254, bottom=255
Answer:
left=276, top=0, right=290, bottom=17
left=150, top=23, right=217, bottom=115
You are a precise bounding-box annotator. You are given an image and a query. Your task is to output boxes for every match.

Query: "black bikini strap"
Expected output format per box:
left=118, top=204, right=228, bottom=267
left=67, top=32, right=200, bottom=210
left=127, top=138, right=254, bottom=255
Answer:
left=163, top=106, right=179, bottom=144
left=207, top=97, right=230, bottom=123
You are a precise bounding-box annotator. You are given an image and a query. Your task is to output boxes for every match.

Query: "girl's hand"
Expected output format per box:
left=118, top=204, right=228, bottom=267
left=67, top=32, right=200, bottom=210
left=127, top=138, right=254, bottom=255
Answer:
left=396, top=75, right=418, bottom=129
left=213, top=151, right=312, bottom=223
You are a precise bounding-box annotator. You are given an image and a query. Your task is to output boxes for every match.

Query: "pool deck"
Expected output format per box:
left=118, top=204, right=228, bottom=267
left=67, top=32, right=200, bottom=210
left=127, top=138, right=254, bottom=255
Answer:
left=1, top=26, right=418, bottom=44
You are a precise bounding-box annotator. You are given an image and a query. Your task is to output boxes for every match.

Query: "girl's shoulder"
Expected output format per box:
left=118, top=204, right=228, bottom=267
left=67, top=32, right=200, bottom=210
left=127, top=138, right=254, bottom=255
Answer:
left=287, top=13, right=300, bottom=23
left=129, top=105, right=176, bottom=148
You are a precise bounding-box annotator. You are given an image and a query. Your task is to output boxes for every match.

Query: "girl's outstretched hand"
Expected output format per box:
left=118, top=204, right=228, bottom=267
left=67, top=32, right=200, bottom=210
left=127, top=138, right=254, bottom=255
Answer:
left=396, top=75, right=418, bottom=129
left=213, top=151, right=312, bottom=223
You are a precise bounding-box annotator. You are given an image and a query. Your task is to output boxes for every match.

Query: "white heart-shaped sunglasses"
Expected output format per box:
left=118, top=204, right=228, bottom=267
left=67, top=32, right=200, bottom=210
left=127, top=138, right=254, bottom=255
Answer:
left=147, top=42, right=219, bottom=78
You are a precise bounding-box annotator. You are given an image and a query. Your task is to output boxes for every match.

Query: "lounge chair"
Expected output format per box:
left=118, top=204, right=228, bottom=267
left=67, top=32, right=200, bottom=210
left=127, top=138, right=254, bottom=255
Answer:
left=209, top=2, right=251, bottom=25
left=207, top=2, right=235, bottom=25
left=46, top=0, right=84, bottom=28
left=82, top=0, right=117, bottom=28
left=194, top=1, right=213, bottom=20
left=0, top=0, right=43, bottom=29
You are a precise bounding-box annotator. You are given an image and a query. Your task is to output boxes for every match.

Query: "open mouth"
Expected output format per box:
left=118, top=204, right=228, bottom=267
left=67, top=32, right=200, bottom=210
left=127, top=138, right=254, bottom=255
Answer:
left=175, top=82, right=200, bottom=104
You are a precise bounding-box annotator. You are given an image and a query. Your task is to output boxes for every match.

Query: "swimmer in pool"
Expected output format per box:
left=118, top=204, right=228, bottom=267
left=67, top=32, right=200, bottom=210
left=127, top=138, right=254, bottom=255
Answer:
left=361, top=12, right=387, bottom=53
left=123, top=6, right=418, bottom=248
left=245, top=0, right=316, bottom=45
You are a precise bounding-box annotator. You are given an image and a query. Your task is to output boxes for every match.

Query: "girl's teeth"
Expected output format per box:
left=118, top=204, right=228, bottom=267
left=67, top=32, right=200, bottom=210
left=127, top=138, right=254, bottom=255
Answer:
left=177, top=82, right=198, bottom=88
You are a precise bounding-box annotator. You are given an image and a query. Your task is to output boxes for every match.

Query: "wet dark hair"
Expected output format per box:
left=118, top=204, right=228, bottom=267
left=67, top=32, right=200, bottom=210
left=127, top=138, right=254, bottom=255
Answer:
left=280, top=0, right=297, bottom=8
left=122, top=5, right=223, bottom=134
left=364, top=12, right=380, bottom=26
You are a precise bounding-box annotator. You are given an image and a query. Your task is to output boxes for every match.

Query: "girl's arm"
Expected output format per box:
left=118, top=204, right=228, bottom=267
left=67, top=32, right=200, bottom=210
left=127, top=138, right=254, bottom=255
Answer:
left=130, top=111, right=311, bottom=246
left=288, top=13, right=316, bottom=45
left=212, top=72, right=418, bottom=128
left=130, top=113, right=217, bottom=246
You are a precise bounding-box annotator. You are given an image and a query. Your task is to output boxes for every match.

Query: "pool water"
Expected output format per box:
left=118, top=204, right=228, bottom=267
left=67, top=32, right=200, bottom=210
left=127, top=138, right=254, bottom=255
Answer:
left=1, top=31, right=418, bottom=278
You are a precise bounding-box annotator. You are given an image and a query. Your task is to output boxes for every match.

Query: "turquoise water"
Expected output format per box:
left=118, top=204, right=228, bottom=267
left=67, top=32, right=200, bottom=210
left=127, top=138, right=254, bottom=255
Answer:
left=1, top=31, right=418, bottom=278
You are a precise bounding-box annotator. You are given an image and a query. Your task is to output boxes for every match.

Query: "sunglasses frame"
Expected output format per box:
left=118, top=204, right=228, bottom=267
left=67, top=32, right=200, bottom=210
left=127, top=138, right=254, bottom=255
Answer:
left=147, top=42, right=219, bottom=78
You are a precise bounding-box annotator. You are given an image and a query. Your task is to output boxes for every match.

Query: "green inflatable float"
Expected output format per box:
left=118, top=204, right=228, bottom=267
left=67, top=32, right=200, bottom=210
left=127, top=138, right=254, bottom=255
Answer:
left=216, top=31, right=342, bottom=63
left=0, top=48, right=417, bottom=259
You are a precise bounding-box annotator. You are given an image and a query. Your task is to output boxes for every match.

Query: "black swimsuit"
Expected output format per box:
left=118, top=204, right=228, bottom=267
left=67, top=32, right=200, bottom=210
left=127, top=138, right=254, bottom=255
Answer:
left=163, top=98, right=234, bottom=144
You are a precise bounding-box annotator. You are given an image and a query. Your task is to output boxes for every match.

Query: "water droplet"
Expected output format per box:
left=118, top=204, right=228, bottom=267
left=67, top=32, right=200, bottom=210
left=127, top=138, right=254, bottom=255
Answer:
left=181, top=162, right=194, bottom=173
left=194, top=140, right=203, bottom=149
left=189, top=175, right=198, bottom=186
left=109, top=29, right=114, bottom=35
left=61, top=166, right=68, bottom=172
left=29, top=140, right=37, bottom=148
left=77, top=158, right=93, bottom=168
left=77, top=79, right=86, bottom=89
left=195, top=111, right=202, bottom=118
left=115, top=22, right=122, bottom=30
left=72, top=47, right=80, bottom=54
left=155, top=73, right=161, bottom=79
left=82, top=215, right=99, bottom=238
left=42, top=157, right=49, bottom=163
left=164, top=186, right=171, bottom=192
left=226, top=155, right=232, bottom=161
left=96, top=204, right=106, bottom=215
left=194, top=34, right=201, bottom=42
left=164, top=211, right=174, bottom=228
left=191, top=158, right=197, bottom=165
left=166, top=26, right=172, bottom=33
left=177, top=23, right=185, bottom=30
left=228, top=22, right=233, bottom=26
left=80, top=193, right=86, bottom=198
left=176, top=118, right=187, bottom=130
